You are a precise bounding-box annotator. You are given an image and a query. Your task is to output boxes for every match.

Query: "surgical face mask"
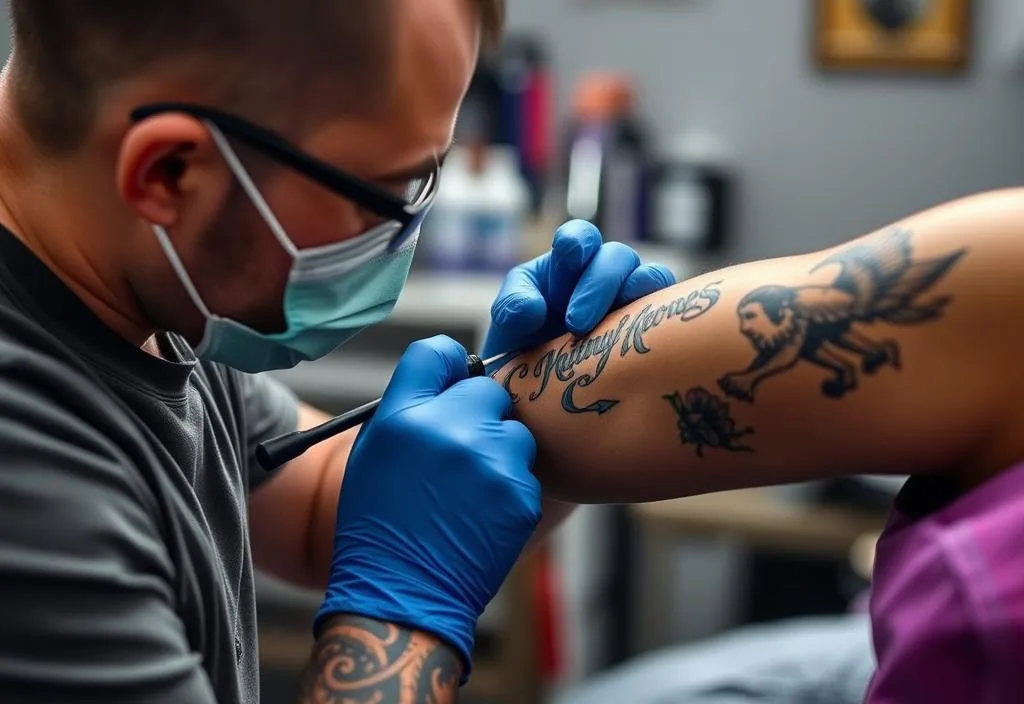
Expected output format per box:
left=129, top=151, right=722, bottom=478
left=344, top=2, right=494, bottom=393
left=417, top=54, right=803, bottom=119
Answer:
left=152, top=121, right=433, bottom=374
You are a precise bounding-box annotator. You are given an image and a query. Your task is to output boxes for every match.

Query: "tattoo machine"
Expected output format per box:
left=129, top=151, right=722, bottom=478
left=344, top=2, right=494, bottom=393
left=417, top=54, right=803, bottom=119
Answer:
left=255, top=352, right=511, bottom=472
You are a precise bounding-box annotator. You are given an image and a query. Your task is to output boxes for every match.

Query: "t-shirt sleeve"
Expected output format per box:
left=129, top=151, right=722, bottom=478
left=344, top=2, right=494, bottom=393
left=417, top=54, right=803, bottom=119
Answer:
left=234, top=371, right=300, bottom=491
left=0, top=374, right=218, bottom=704
left=867, top=531, right=984, bottom=703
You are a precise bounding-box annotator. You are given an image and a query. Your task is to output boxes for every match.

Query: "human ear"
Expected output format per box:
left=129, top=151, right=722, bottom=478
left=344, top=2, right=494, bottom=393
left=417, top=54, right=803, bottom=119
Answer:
left=115, top=113, right=234, bottom=234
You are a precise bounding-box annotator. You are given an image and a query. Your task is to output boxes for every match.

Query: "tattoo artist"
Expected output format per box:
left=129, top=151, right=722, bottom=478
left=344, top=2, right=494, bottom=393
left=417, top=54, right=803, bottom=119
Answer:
left=0, top=2, right=676, bottom=703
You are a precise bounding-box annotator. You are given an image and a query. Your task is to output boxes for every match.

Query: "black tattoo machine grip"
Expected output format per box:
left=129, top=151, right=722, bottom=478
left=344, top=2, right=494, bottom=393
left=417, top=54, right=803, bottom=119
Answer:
left=256, top=353, right=494, bottom=472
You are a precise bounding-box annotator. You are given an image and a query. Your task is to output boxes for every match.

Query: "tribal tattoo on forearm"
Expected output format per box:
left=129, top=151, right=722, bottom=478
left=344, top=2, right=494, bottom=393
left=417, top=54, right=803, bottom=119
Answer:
left=299, top=616, right=461, bottom=704
left=496, top=281, right=723, bottom=415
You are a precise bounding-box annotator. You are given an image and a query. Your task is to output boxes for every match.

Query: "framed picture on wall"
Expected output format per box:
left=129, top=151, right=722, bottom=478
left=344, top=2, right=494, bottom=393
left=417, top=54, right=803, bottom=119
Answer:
left=814, top=0, right=972, bottom=74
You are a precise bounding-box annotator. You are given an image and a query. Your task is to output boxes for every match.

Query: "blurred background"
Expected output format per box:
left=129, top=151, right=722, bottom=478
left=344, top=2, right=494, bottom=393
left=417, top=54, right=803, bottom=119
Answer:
left=254, top=1, right=1024, bottom=702
left=8, top=0, right=1023, bottom=701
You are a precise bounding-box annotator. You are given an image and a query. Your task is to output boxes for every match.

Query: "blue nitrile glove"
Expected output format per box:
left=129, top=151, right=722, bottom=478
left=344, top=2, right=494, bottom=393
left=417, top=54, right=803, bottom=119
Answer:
left=316, top=335, right=541, bottom=679
left=482, top=219, right=677, bottom=359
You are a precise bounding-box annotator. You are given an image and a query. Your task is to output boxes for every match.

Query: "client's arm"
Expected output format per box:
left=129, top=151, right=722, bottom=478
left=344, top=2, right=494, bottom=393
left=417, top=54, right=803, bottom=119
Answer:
left=496, top=189, right=1024, bottom=503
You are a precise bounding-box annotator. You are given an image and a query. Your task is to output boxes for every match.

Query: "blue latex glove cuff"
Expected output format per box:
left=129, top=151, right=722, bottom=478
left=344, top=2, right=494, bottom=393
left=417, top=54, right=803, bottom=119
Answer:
left=315, top=575, right=477, bottom=685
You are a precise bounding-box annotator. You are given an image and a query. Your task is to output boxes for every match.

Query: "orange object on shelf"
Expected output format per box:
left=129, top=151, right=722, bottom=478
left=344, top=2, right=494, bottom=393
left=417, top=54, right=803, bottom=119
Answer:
left=572, top=73, right=636, bottom=123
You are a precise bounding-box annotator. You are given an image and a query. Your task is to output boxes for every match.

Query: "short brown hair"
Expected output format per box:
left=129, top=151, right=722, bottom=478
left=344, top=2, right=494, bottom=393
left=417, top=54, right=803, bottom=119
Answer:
left=9, top=0, right=505, bottom=155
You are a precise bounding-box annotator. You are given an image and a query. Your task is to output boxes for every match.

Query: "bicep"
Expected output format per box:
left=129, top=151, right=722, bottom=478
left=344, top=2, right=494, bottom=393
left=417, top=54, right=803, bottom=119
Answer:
left=234, top=371, right=301, bottom=492
left=248, top=398, right=355, bottom=589
left=500, top=189, right=1024, bottom=503
left=0, top=404, right=216, bottom=702
left=237, top=369, right=316, bottom=582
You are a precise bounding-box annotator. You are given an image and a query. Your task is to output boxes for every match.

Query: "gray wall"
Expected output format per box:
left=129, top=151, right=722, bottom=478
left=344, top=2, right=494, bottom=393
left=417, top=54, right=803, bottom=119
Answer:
left=507, top=0, right=1024, bottom=260
left=6, top=1, right=1020, bottom=261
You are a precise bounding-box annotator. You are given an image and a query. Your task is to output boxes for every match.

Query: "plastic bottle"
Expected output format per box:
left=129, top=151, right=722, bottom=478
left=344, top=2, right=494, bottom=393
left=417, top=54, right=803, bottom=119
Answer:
left=647, top=133, right=734, bottom=254
left=418, top=142, right=529, bottom=273
left=419, top=144, right=477, bottom=272
left=472, top=144, right=530, bottom=272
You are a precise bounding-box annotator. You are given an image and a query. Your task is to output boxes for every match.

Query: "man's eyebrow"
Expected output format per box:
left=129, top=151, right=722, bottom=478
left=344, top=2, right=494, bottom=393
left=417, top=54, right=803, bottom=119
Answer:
left=375, top=142, right=454, bottom=183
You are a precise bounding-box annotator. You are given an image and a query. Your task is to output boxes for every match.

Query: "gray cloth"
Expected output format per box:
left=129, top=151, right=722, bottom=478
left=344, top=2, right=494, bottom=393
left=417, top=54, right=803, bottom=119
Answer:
left=0, top=225, right=299, bottom=703
left=555, top=615, right=875, bottom=704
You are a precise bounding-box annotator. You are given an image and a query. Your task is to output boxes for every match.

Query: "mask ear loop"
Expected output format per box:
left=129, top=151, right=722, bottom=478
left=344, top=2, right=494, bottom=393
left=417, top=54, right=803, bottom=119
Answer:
left=204, top=120, right=299, bottom=258
left=150, top=120, right=297, bottom=322
left=151, top=223, right=214, bottom=319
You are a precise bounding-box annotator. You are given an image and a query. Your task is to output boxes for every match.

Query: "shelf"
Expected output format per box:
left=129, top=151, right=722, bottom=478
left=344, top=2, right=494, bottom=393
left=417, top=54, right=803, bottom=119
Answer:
left=393, top=273, right=504, bottom=326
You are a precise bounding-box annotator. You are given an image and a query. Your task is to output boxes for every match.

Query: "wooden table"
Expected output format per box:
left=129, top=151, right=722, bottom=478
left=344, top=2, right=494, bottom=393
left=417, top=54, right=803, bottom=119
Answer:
left=630, top=488, right=887, bottom=652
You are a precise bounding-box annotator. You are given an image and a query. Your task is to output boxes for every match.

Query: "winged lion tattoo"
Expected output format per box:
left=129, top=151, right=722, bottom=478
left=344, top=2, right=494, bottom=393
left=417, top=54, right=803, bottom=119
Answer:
left=718, top=228, right=966, bottom=403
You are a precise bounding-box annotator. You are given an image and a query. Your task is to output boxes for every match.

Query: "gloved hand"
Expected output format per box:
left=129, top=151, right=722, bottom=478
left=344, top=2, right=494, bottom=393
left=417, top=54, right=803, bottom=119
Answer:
left=315, top=335, right=540, bottom=678
left=482, top=219, right=677, bottom=359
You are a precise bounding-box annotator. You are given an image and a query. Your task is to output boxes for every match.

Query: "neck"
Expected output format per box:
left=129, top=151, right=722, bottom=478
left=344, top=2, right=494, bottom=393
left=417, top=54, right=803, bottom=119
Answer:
left=0, top=81, right=156, bottom=348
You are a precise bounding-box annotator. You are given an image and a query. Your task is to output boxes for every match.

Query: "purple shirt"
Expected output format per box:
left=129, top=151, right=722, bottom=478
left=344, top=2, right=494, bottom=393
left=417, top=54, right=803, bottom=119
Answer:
left=868, top=467, right=1024, bottom=703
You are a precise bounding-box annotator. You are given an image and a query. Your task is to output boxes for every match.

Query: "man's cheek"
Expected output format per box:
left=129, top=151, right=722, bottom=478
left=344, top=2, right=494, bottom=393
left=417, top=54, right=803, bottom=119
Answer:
left=263, top=174, right=365, bottom=250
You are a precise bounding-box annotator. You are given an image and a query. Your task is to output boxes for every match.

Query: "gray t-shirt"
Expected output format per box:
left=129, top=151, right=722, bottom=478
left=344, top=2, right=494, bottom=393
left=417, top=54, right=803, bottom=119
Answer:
left=0, top=225, right=300, bottom=702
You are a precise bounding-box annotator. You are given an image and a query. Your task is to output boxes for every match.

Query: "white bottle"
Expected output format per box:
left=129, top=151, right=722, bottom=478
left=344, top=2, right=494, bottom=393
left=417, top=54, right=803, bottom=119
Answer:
left=472, top=145, right=530, bottom=272
left=419, top=145, right=477, bottom=271
left=420, top=143, right=530, bottom=272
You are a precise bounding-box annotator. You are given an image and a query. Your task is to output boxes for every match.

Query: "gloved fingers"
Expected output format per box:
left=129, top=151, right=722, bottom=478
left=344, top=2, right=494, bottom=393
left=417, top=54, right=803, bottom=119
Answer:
left=564, top=241, right=641, bottom=335
left=377, top=335, right=469, bottom=419
left=484, top=259, right=549, bottom=359
left=614, top=263, right=677, bottom=307
left=483, top=220, right=605, bottom=358
left=547, top=220, right=604, bottom=316
left=437, top=375, right=514, bottom=420
left=490, top=255, right=548, bottom=328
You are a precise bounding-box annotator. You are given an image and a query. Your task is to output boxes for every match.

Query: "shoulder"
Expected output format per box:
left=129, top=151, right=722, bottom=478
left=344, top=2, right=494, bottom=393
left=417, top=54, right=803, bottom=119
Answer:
left=207, top=362, right=299, bottom=428
left=0, top=336, right=209, bottom=701
left=870, top=469, right=1024, bottom=699
left=193, top=359, right=298, bottom=425
left=0, top=373, right=174, bottom=586
left=0, top=322, right=164, bottom=520
left=877, top=470, right=1024, bottom=605
left=193, top=360, right=299, bottom=486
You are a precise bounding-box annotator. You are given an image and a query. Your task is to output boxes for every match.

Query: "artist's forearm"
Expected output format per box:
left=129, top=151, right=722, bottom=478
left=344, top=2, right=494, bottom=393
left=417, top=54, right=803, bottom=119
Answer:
left=497, top=190, right=1024, bottom=502
left=299, top=616, right=462, bottom=703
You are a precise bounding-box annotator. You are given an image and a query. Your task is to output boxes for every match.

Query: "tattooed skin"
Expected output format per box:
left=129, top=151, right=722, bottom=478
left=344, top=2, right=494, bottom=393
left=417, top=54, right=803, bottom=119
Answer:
left=663, top=387, right=755, bottom=457
left=498, top=281, right=723, bottom=414
left=300, top=616, right=461, bottom=704
left=719, top=228, right=966, bottom=403
left=660, top=229, right=965, bottom=457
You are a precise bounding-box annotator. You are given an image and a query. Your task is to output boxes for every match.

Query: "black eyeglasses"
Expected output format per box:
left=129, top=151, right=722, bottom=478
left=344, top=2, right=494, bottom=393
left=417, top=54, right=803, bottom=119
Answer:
left=129, top=102, right=439, bottom=252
